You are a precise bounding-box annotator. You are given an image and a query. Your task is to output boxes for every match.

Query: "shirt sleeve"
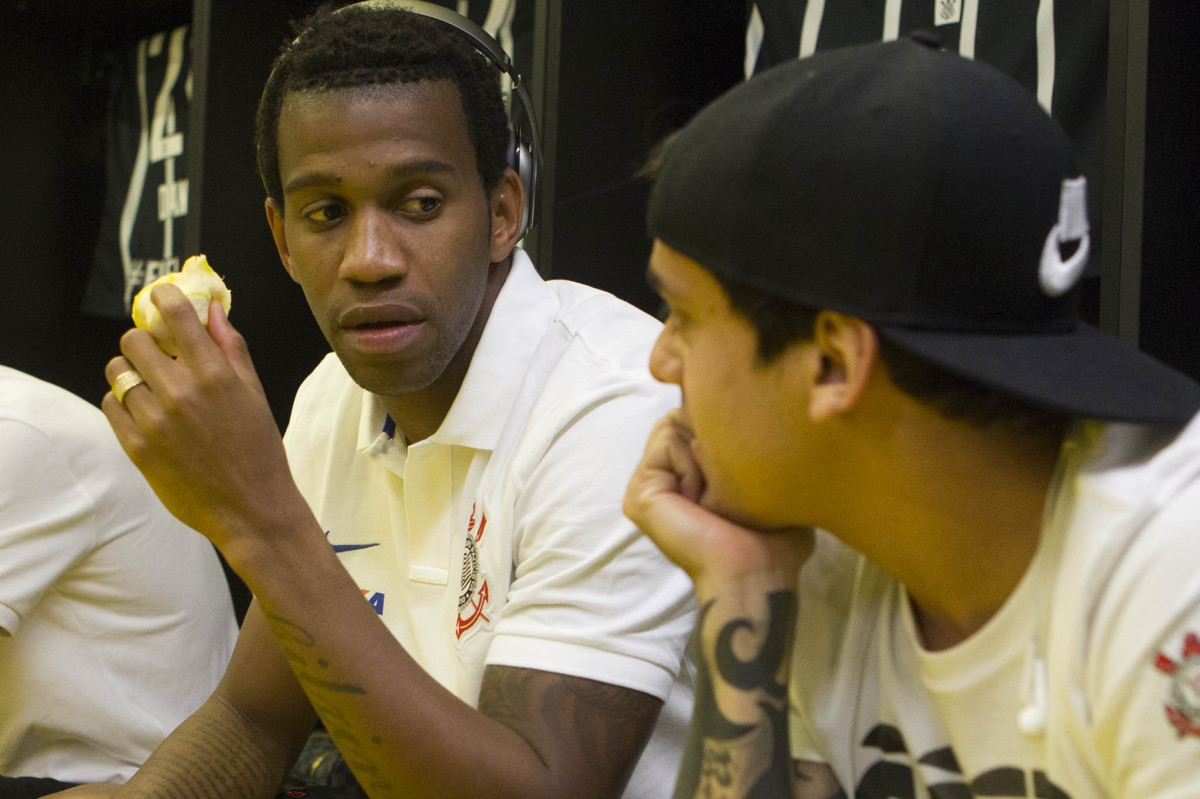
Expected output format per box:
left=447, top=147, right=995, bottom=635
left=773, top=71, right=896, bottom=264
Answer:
left=1086, top=488, right=1200, bottom=796
left=0, top=420, right=101, bottom=635
left=483, top=382, right=697, bottom=700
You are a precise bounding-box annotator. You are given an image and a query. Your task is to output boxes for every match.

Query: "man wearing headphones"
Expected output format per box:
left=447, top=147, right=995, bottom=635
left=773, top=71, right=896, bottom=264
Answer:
left=58, top=3, right=694, bottom=798
left=624, top=36, right=1200, bottom=798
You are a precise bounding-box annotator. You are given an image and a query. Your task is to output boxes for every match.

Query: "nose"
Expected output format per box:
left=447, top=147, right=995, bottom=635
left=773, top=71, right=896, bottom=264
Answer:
left=648, top=324, right=682, bottom=385
left=339, top=208, right=407, bottom=284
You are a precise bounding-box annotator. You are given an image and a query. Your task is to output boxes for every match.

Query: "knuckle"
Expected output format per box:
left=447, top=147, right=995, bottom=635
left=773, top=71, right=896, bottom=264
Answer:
left=118, top=328, right=141, bottom=350
left=137, top=401, right=173, bottom=434
left=231, top=331, right=252, bottom=356
left=100, top=393, right=122, bottom=417
left=114, top=421, right=154, bottom=465
left=194, top=357, right=232, bottom=389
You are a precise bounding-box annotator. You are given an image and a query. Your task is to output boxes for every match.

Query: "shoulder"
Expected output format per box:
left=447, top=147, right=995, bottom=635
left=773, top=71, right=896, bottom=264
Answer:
left=1061, top=419, right=1200, bottom=613
left=537, top=281, right=675, bottom=420
left=0, top=367, right=110, bottom=443
left=1045, top=419, right=1200, bottom=799
left=0, top=368, right=145, bottom=502
left=545, top=278, right=664, bottom=370
left=496, top=280, right=676, bottom=469
left=1051, top=418, right=1200, bottom=705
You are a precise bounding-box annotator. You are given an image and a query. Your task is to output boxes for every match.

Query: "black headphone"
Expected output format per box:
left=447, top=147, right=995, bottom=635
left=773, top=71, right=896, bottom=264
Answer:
left=340, top=0, right=541, bottom=239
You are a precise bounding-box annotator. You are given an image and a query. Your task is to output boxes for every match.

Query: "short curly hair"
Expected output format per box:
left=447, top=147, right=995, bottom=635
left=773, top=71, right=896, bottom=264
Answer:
left=255, top=2, right=511, bottom=208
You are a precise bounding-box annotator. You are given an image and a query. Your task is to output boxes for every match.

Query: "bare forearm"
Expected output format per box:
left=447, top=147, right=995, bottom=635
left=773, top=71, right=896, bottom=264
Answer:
left=114, top=694, right=295, bottom=799
left=623, top=412, right=818, bottom=798
left=240, top=535, right=644, bottom=799
left=48, top=696, right=298, bottom=799
left=674, top=581, right=797, bottom=799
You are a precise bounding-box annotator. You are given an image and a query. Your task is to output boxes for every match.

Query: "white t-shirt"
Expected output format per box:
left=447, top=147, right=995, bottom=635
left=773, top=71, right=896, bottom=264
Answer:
left=0, top=367, right=238, bottom=784
left=283, top=251, right=696, bottom=798
left=790, top=416, right=1200, bottom=798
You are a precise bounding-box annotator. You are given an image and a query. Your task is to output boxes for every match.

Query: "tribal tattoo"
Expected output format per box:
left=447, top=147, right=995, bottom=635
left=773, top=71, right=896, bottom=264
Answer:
left=478, top=665, right=663, bottom=796
left=675, top=592, right=797, bottom=799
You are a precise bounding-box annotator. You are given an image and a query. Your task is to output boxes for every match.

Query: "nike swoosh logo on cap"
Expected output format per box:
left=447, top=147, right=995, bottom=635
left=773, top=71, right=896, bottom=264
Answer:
left=1039, top=177, right=1090, bottom=297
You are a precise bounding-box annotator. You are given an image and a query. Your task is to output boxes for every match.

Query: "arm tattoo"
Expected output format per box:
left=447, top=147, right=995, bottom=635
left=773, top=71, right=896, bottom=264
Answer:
left=259, top=608, right=393, bottom=796
left=118, top=705, right=278, bottom=798
left=675, top=592, right=797, bottom=799
left=479, top=666, right=662, bottom=794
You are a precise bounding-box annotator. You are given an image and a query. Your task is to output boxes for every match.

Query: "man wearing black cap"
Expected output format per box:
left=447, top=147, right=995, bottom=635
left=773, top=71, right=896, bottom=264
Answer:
left=625, top=35, right=1200, bottom=798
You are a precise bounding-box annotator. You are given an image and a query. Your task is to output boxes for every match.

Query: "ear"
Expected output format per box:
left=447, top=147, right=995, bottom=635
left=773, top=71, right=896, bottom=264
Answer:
left=265, top=198, right=299, bottom=283
left=488, top=168, right=525, bottom=262
left=807, top=311, right=880, bottom=421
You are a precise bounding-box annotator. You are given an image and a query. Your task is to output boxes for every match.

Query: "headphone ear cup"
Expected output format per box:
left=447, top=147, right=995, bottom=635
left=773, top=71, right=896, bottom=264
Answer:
left=503, top=76, right=540, bottom=240
left=507, top=115, right=536, bottom=239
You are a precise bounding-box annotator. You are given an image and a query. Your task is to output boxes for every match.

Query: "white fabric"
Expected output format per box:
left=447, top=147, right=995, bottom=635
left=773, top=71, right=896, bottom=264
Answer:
left=0, top=366, right=237, bottom=784
left=284, top=250, right=696, bottom=798
left=790, top=415, right=1200, bottom=797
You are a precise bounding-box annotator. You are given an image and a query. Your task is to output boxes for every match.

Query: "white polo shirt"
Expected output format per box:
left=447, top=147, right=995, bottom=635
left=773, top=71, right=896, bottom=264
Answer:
left=0, top=367, right=237, bottom=784
left=283, top=250, right=695, bottom=797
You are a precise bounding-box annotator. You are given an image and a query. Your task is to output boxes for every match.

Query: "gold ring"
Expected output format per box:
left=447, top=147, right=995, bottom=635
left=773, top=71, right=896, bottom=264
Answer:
left=111, top=369, right=147, bottom=404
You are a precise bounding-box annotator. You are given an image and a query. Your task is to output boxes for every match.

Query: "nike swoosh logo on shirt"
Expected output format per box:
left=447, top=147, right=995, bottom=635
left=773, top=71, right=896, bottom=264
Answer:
left=332, top=542, right=381, bottom=553
left=324, top=531, right=380, bottom=553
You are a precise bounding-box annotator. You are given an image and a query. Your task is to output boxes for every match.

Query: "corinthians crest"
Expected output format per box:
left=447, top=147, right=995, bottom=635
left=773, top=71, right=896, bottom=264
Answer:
left=456, top=502, right=491, bottom=639
left=936, top=0, right=961, bottom=25
left=1154, top=631, right=1200, bottom=738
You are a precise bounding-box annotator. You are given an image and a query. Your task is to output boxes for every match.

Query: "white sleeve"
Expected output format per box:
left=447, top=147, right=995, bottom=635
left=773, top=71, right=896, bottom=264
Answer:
left=1086, top=490, right=1200, bottom=797
left=0, top=420, right=100, bottom=635
left=484, top=385, right=696, bottom=700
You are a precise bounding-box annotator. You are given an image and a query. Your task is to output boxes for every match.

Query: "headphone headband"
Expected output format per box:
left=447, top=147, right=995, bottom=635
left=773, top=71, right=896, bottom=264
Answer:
left=353, top=1, right=514, bottom=71
left=339, top=0, right=541, bottom=237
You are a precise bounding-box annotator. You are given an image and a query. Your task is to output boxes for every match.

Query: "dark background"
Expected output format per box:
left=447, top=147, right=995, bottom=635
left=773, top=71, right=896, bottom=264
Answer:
left=2, top=0, right=1195, bottom=419
left=0, top=1, right=1196, bottom=621
left=1140, top=0, right=1200, bottom=376
left=0, top=0, right=746, bottom=427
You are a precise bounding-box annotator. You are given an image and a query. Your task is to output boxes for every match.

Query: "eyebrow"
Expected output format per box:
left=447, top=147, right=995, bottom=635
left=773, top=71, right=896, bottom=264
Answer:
left=646, top=265, right=684, bottom=304
left=282, top=160, right=457, bottom=196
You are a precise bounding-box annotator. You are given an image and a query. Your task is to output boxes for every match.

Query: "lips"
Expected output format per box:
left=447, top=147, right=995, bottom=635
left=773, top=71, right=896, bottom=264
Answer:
left=339, top=302, right=425, bottom=329
left=338, top=302, right=428, bottom=354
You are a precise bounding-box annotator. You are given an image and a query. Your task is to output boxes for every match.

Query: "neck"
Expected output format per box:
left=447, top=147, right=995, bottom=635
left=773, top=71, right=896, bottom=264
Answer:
left=379, top=257, right=512, bottom=443
left=824, top=395, right=1068, bottom=650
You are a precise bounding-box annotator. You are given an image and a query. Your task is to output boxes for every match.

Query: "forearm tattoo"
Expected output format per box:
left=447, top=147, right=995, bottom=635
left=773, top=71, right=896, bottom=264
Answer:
left=675, top=592, right=797, bottom=799
left=116, top=704, right=277, bottom=798
left=261, top=608, right=393, bottom=797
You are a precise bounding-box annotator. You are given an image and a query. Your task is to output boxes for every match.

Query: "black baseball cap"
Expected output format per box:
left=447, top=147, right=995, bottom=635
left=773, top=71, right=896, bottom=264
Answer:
left=648, top=35, right=1200, bottom=425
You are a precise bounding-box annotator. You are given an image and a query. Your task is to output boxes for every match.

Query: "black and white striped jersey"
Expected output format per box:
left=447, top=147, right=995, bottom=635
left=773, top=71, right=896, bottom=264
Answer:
left=744, top=0, right=1107, bottom=274
left=83, top=24, right=192, bottom=320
